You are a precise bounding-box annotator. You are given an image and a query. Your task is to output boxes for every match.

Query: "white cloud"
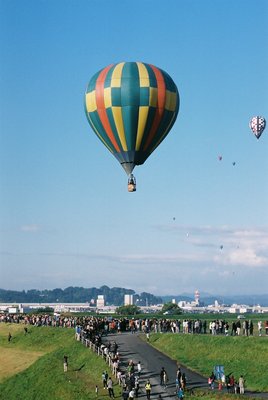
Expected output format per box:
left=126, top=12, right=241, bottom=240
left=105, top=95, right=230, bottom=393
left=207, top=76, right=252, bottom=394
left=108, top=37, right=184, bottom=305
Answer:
left=215, top=248, right=268, bottom=268
left=20, top=224, right=40, bottom=232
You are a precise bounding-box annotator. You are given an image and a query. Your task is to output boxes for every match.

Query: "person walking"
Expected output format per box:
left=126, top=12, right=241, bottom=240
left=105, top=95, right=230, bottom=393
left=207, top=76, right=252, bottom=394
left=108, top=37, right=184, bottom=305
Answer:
left=258, top=321, right=262, bottom=336
left=63, top=355, right=68, bottom=372
left=137, top=361, right=142, bottom=377
left=102, top=371, right=108, bottom=389
left=128, top=388, right=135, bottom=399
left=160, top=367, right=166, bottom=386
left=163, top=369, right=169, bottom=388
left=107, top=377, right=115, bottom=398
left=239, top=375, right=245, bottom=394
left=145, top=380, right=152, bottom=399
left=177, top=386, right=184, bottom=399
left=180, top=372, right=186, bottom=390
left=121, top=385, right=129, bottom=400
left=134, top=376, right=140, bottom=398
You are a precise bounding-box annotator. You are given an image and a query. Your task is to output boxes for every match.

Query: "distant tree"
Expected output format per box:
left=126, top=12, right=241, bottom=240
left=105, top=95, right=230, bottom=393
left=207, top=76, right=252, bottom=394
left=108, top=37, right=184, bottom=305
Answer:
left=161, top=302, right=182, bottom=315
left=140, top=292, right=163, bottom=306
left=116, top=305, right=141, bottom=316
left=33, top=307, right=54, bottom=314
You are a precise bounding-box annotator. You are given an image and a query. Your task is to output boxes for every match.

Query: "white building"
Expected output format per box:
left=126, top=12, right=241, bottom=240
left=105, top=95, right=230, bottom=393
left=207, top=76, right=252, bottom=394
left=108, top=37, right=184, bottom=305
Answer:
left=96, top=295, right=105, bottom=308
left=124, top=294, right=133, bottom=306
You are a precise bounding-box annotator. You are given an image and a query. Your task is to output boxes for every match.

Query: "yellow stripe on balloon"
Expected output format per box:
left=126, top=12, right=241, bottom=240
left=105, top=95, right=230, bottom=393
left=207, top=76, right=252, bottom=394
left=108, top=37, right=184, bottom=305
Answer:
left=149, top=87, right=158, bottom=107
left=112, top=106, right=127, bottom=151
left=165, top=91, right=178, bottom=111
left=104, top=87, right=112, bottom=108
left=137, top=62, right=150, bottom=87
left=110, top=62, right=125, bottom=87
left=136, top=106, right=149, bottom=150
left=85, top=91, right=97, bottom=112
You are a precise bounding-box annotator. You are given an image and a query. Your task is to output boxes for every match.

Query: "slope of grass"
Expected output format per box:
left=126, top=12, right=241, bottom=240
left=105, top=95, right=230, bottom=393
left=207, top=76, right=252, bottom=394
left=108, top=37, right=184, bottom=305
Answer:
left=0, top=324, right=120, bottom=400
left=149, top=333, right=268, bottom=392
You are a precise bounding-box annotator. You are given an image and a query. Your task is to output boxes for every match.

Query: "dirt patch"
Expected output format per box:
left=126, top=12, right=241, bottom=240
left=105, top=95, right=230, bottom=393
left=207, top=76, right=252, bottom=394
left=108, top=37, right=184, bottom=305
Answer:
left=0, top=348, right=44, bottom=382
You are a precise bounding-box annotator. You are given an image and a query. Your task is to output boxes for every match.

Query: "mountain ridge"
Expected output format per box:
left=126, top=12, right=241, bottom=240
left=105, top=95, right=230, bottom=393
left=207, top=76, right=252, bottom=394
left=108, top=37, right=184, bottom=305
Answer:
left=1, top=287, right=268, bottom=306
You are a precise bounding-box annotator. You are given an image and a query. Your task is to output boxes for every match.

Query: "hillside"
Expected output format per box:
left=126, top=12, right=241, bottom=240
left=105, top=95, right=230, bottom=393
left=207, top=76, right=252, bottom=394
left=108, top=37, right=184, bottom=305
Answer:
left=0, top=286, right=162, bottom=306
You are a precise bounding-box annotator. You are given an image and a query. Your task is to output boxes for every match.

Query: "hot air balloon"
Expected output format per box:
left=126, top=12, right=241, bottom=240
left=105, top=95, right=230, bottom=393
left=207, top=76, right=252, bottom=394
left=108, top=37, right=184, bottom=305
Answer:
left=249, top=116, right=266, bottom=139
left=84, top=62, right=180, bottom=191
left=218, top=155, right=222, bottom=161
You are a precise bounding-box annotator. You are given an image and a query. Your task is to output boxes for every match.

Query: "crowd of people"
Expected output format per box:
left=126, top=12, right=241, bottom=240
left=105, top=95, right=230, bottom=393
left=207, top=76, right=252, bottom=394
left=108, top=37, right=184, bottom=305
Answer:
left=208, top=371, right=246, bottom=394
left=1, top=312, right=267, bottom=397
left=1, top=312, right=268, bottom=337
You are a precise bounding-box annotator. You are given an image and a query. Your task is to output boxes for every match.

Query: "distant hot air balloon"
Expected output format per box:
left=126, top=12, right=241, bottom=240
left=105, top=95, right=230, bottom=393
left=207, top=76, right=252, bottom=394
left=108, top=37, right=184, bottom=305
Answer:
left=84, top=62, right=180, bottom=191
left=218, top=155, right=222, bottom=161
left=232, top=162, right=236, bottom=166
left=249, top=116, right=266, bottom=139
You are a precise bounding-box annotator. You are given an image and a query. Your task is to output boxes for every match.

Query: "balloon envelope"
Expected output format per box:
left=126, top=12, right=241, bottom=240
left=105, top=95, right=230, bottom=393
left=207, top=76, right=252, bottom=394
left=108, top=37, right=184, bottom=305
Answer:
left=85, top=62, right=180, bottom=175
left=249, top=116, right=266, bottom=139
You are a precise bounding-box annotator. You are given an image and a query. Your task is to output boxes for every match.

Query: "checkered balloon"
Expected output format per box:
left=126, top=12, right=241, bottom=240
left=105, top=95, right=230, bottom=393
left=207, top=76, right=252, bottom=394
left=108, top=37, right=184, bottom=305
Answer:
left=249, top=116, right=266, bottom=139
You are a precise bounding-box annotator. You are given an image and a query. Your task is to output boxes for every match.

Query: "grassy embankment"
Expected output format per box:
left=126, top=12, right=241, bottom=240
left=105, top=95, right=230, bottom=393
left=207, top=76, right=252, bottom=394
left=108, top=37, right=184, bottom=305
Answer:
left=0, top=323, right=120, bottom=400
left=1, top=322, right=268, bottom=399
left=148, top=333, right=268, bottom=392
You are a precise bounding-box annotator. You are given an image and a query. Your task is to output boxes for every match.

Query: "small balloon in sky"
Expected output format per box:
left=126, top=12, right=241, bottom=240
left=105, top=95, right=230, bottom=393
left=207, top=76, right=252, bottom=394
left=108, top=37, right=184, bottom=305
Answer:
left=232, top=162, right=236, bottom=166
left=249, top=116, right=266, bottom=139
left=218, top=155, right=222, bottom=161
left=220, top=245, right=223, bottom=250
left=173, top=217, right=176, bottom=221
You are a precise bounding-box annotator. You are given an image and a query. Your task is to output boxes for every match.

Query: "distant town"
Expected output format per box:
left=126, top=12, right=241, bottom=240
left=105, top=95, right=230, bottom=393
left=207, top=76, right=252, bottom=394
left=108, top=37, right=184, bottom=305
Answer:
left=1, top=289, right=268, bottom=315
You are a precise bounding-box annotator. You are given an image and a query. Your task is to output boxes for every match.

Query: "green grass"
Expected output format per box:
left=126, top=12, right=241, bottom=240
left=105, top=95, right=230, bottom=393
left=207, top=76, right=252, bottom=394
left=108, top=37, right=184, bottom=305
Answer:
left=1, top=323, right=268, bottom=399
left=148, top=333, right=268, bottom=392
left=0, top=324, right=120, bottom=400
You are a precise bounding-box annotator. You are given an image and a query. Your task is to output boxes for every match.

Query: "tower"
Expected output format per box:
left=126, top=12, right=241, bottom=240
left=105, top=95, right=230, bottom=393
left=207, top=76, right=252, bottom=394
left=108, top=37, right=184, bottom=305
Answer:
left=194, top=290, right=200, bottom=305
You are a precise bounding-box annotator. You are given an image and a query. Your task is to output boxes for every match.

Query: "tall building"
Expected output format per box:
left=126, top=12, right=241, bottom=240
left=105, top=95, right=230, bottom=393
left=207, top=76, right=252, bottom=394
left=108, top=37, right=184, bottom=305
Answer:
left=96, top=295, right=105, bottom=308
left=124, top=294, right=133, bottom=306
left=194, top=290, right=200, bottom=305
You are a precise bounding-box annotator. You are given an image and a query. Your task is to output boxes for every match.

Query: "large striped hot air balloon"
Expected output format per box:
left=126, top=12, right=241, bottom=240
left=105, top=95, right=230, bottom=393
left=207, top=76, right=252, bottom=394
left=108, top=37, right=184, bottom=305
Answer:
left=84, top=62, right=180, bottom=191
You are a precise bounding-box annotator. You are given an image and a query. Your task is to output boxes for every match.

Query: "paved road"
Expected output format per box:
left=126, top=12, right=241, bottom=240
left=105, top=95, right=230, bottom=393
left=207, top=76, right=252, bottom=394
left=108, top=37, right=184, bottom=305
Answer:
left=103, top=332, right=268, bottom=399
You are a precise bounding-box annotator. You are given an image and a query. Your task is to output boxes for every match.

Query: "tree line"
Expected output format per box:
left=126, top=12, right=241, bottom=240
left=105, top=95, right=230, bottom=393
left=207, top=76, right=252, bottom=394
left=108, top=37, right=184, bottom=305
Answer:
left=0, top=286, right=163, bottom=306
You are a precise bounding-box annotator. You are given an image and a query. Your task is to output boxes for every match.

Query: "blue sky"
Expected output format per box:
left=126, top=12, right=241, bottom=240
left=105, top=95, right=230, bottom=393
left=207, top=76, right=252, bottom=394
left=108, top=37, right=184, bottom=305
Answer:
left=1, top=0, right=267, bottom=297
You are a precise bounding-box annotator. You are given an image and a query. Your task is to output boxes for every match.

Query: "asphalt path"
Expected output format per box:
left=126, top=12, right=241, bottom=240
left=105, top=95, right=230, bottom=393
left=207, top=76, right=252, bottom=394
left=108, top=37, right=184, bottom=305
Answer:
left=103, top=332, right=268, bottom=399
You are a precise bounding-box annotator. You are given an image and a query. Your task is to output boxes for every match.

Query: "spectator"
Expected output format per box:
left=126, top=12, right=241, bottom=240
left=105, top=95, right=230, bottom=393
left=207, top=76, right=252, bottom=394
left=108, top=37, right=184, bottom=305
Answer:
left=63, top=355, right=68, bottom=372
left=102, top=371, right=108, bottom=389
left=145, top=380, right=151, bottom=399
left=177, top=387, right=184, bottom=399
left=258, top=321, right=262, bottom=336
left=107, top=377, right=115, bottom=398
left=160, top=367, right=166, bottom=386
left=137, top=361, right=141, bottom=377
left=121, top=385, right=129, bottom=400
left=239, top=375, right=245, bottom=394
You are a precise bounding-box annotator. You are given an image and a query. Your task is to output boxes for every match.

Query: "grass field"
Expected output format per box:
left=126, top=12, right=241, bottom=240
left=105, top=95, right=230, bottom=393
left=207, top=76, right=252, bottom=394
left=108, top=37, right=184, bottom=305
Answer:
left=0, top=322, right=267, bottom=399
left=0, top=323, right=121, bottom=400
left=148, top=333, right=268, bottom=392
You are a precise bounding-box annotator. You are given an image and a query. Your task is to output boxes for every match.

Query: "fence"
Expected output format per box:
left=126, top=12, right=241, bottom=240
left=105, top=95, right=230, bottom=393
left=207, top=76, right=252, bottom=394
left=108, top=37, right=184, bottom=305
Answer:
left=80, top=335, right=115, bottom=372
